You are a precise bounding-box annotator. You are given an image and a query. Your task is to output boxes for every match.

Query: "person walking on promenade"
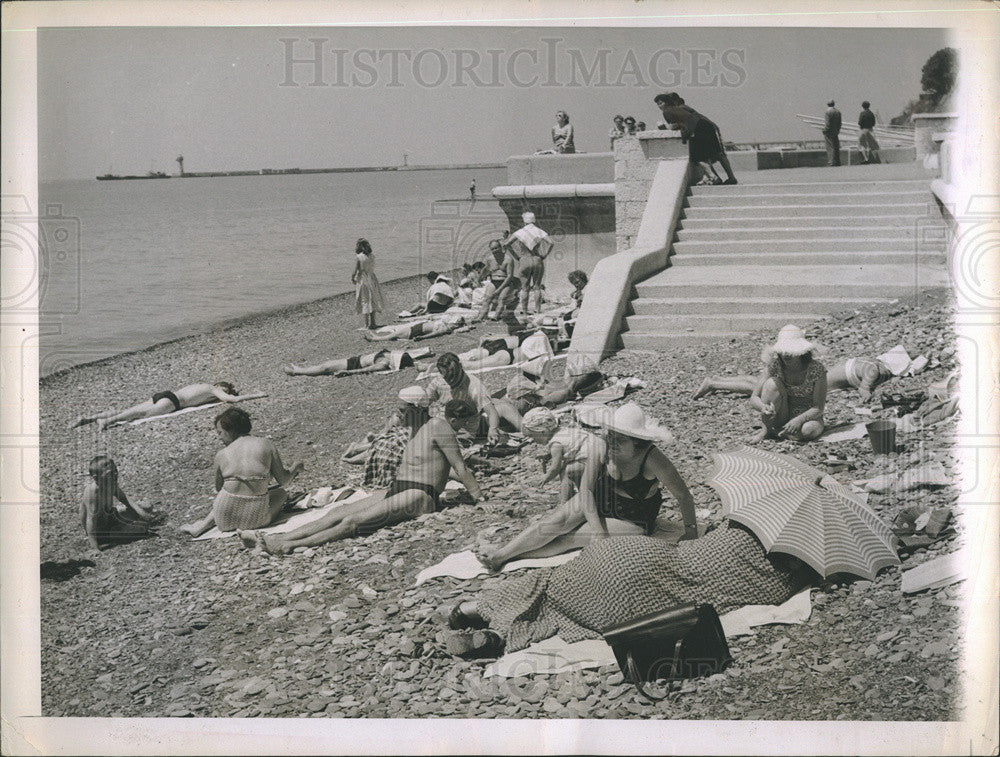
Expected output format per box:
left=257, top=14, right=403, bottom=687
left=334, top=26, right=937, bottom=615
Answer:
left=823, top=100, right=842, bottom=167
left=470, top=178, right=477, bottom=200
left=858, top=101, right=881, bottom=164
left=352, top=238, right=386, bottom=330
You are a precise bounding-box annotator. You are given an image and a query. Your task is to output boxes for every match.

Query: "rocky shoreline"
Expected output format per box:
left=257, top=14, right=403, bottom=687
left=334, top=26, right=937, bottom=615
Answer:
left=39, top=281, right=964, bottom=720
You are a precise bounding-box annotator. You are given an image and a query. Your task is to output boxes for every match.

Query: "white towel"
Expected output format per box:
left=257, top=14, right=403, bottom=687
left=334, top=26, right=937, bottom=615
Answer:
left=512, top=224, right=548, bottom=252
left=901, top=549, right=965, bottom=594
left=876, top=345, right=913, bottom=376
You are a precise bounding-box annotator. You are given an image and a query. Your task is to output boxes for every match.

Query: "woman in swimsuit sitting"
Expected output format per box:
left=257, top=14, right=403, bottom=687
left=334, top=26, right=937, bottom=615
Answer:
left=72, top=381, right=249, bottom=431
left=241, top=399, right=485, bottom=554
left=180, top=407, right=304, bottom=537
left=749, top=324, right=827, bottom=443
left=479, top=402, right=698, bottom=571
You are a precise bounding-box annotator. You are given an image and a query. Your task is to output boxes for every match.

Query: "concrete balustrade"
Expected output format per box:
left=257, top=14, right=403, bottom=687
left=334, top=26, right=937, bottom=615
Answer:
left=568, top=159, right=690, bottom=363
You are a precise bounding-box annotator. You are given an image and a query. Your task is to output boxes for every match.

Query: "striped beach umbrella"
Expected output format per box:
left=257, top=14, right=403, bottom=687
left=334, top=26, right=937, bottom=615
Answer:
left=706, top=446, right=900, bottom=580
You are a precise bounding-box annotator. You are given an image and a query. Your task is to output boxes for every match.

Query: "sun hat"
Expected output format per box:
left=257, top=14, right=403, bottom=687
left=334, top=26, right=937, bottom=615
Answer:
left=398, top=385, right=431, bottom=406
left=521, top=407, right=559, bottom=435
left=576, top=403, right=612, bottom=429
left=767, top=324, right=819, bottom=358
left=600, top=402, right=673, bottom=443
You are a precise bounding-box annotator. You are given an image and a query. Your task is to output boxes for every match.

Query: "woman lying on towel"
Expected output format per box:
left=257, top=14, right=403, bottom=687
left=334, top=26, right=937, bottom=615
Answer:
left=240, top=399, right=485, bottom=555
left=446, top=515, right=815, bottom=658
left=478, top=403, right=698, bottom=572
left=284, top=347, right=430, bottom=377
left=180, top=407, right=303, bottom=537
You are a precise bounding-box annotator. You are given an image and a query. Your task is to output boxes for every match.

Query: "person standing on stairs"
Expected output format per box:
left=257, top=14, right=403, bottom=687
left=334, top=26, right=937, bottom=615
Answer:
left=823, top=100, right=842, bottom=167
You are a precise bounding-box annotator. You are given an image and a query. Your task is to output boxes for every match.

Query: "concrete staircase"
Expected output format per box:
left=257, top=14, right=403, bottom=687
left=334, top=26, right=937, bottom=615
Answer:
left=621, top=167, right=950, bottom=350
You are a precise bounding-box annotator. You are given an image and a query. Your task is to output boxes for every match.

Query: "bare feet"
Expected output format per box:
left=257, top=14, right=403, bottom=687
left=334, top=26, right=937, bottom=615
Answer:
left=259, top=533, right=290, bottom=556
left=96, top=419, right=110, bottom=432
left=237, top=530, right=259, bottom=550
left=693, top=379, right=713, bottom=400
left=477, top=550, right=504, bottom=573
left=180, top=522, right=199, bottom=537
left=283, top=365, right=302, bottom=376
left=71, top=416, right=91, bottom=429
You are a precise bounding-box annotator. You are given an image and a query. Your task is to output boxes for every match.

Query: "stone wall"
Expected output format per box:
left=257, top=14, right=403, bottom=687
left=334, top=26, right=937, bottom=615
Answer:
left=505, top=152, right=613, bottom=185
left=613, top=131, right=687, bottom=252
left=913, top=113, right=959, bottom=158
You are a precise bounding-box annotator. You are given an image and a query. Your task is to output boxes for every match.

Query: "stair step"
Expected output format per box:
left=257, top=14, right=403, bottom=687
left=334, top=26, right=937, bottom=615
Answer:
left=676, top=225, right=947, bottom=242
left=626, top=313, right=826, bottom=331
left=688, top=179, right=930, bottom=196
left=679, top=214, right=944, bottom=230
left=673, top=239, right=943, bottom=254
left=621, top=331, right=752, bottom=348
left=687, top=202, right=938, bottom=219
left=631, top=296, right=892, bottom=315
left=671, top=250, right=945, bottom=267
left=688, top=191, right=929, bottom=208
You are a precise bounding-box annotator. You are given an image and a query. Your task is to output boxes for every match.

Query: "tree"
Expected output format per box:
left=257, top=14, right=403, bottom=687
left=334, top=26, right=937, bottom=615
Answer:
left=921, top=47, right=958, bottom=107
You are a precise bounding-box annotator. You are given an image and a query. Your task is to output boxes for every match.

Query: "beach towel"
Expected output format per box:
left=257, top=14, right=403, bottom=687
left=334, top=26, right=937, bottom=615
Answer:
left=482, top=589, right=814, bottom=678
left=582, top=377, right=645, bottom=404
left=901, top=549, right=965, bottom=594
left=128, top=393, right=267, bottom=426
left=512, top=223, right=548, bottom=252
left=192, top=486, right=370, bottom=540
left=875, top=345, right=927, bottom=377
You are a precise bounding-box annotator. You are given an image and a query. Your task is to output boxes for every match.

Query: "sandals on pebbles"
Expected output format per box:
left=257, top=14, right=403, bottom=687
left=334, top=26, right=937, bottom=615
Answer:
left=444, top=629, right=505, bottom=659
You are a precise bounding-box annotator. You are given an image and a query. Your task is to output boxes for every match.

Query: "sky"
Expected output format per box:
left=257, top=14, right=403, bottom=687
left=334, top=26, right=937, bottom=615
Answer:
left=38, top=25, right=949, bottom=180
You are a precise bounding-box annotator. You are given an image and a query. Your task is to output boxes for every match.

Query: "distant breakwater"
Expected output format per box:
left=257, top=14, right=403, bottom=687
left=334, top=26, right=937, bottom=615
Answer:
left=95, top=162, right=505, bottom=181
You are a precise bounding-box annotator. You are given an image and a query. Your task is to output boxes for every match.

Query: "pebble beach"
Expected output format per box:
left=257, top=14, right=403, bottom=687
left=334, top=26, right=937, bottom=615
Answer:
left=39, top=278, right=965, bottom=720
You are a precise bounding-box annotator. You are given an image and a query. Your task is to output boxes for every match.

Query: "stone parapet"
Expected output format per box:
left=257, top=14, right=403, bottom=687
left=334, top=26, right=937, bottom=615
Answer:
left=912, top=113, right=958, bottom=158
left=505, top=152, right=613, bottom=186
left=613, top=131, right=686, bottom=252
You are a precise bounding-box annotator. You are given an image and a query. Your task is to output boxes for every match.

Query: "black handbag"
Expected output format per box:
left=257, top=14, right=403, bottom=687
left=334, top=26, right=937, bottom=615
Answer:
left=603, top=604, right=733, bottom=701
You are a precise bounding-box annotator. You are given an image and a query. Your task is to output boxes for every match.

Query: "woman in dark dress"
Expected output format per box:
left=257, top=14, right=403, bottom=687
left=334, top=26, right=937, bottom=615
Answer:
left=654, top=92, right=737, bottom=185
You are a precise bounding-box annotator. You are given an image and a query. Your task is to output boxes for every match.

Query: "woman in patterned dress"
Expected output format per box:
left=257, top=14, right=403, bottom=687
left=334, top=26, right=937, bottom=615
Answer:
left=749, top=324, right=827, bottom=443
left=352, top=238, right=386, bottom=329
left=446, top=521, right=816, bottom=656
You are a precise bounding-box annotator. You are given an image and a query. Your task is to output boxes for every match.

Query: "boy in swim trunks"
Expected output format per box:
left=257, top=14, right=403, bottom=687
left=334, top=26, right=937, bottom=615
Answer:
left=243, top=399, right=486, bottom=554
left=81, top=456, right=157, bottom=552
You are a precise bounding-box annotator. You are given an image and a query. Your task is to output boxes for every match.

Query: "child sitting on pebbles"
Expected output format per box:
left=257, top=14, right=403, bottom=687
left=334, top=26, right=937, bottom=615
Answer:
left=520, top=407, right=603, bottom=503
left=81, top=456, right=158, bottom=552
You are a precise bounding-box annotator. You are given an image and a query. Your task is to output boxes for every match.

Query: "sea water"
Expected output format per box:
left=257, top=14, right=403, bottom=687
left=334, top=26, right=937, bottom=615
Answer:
left=35, top=168, right=508, bottom=375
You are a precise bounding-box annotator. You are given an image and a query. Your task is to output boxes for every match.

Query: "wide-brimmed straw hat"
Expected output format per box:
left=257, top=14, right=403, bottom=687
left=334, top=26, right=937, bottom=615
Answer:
left=766, top=324, right=820, bottom=358
left=600, top=402, right=673, bottom=443
left=398, top=385, right=431, bottom=406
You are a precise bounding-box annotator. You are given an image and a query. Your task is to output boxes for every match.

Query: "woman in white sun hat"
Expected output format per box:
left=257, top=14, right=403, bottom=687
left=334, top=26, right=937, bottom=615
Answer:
left=479, top=402, right=698, bottom=571
left=750, top=324, right=827, bottom=443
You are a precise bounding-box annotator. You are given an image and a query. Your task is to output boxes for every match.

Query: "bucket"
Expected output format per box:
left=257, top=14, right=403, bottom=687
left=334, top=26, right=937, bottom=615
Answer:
left=866, top=420, right=897, bottom=454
